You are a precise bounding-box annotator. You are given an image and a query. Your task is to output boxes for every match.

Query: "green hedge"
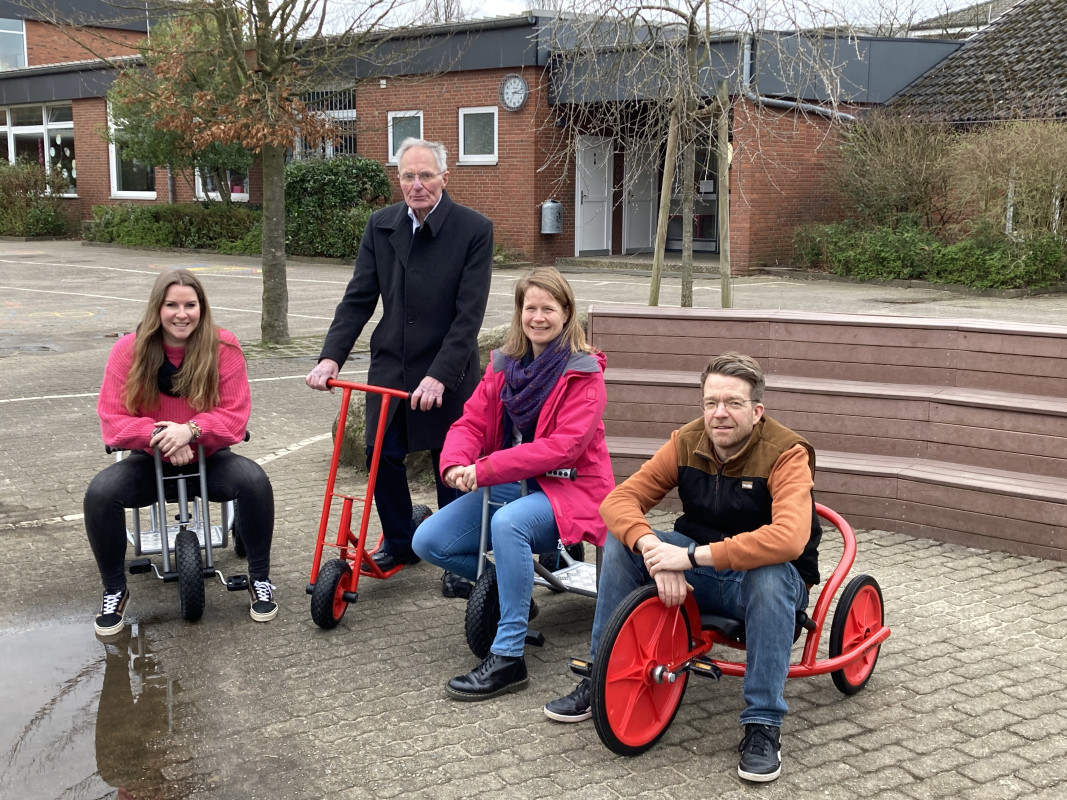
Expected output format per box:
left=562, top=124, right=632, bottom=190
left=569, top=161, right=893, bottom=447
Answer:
left=794, top=218, right=1067, bottom=290
left=84, top=156, right=390, bottom=260
left=0, top=161, right=72, bottom=237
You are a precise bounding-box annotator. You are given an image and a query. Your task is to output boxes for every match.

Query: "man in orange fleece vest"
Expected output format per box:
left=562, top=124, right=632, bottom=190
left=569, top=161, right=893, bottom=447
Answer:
left=544, top=352, right=821, bottom=783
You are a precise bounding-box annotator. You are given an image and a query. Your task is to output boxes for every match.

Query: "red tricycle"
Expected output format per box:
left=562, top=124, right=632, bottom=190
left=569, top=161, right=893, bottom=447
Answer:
left=306, top=379, right=430, bottom=629
left=569, top=503, right=891, bottom=755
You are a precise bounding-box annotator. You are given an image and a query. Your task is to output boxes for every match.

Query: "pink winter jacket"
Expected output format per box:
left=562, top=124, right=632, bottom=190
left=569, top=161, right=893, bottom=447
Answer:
left=97, top=329, right=251, bottom=461
left=440, top=349, right=615, bottom=546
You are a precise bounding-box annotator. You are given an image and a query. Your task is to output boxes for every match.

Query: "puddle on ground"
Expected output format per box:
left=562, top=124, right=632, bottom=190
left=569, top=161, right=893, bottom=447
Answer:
left=0, top=620, right=191, bottom=799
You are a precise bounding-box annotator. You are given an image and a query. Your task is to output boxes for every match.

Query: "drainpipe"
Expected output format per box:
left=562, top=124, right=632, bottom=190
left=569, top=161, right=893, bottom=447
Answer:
left=741, top=36, right=856, bottom=122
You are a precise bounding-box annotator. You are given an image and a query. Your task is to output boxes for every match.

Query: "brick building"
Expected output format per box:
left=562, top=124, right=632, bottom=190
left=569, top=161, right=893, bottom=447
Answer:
left=1, top=6, right=960, bottom=271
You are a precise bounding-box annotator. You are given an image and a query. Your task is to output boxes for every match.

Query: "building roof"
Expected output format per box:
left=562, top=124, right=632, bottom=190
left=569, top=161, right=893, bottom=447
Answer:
left=912, top=0, right=1019, bottom=35
left=890, top=0, right=1067, bottom=122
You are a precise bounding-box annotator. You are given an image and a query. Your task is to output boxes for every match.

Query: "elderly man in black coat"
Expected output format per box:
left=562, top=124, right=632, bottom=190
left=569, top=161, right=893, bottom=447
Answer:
left=307, top=138, right=493, bottom=573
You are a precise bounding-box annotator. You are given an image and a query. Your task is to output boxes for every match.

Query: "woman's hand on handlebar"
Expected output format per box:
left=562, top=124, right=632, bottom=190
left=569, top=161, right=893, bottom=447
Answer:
left=445, top=464, right=478, bottom=493
left=151, top=421, right=195, bottom=464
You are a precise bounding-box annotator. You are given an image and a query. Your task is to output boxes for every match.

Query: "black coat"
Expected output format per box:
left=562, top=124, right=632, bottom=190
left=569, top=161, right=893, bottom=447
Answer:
left=319, top=190, right=493, bottom=452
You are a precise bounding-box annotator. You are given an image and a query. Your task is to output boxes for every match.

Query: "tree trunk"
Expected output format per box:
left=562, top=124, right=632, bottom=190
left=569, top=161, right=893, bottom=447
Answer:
left=260, top=143, right=290, bottom=343
left=680, top=127, right=695, bottom=308
left=717, top=81, right=732, bottom=309
left=650, top=102, right=681, bottom=307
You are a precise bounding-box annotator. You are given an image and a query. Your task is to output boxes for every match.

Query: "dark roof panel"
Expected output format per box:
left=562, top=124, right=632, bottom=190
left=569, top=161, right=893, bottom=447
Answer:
left=891, top=0, right=1067, bottom=122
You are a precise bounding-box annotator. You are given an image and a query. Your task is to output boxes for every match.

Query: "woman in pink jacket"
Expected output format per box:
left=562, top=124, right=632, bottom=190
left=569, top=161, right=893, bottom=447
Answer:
left=85, top=268, right=276, bottom=637
left=413, top=267, right=614, bottom=701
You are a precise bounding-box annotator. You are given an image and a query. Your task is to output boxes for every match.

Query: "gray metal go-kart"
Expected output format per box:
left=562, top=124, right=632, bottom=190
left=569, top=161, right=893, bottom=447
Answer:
left=464, top=469, right=601, bottom=658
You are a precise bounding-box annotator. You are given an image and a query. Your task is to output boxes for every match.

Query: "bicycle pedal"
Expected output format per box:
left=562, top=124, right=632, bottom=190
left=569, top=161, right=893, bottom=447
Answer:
left=568, top=657, right=592, bottom=678
left=689, top=659, right=722, bottom=681
left=128, top=558, right=152, bottom=575
left=225, top=574, right=249, bottom=591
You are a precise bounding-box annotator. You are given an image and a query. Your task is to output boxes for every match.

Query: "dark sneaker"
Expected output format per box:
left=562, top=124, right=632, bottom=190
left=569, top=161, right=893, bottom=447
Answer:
left=544, top=678, right=591, bottom=722
left=249, top=579, right=278, bottom=622
left=95, top=587, right=130, bottom=636
left=737, top=724, right=782, bottom=782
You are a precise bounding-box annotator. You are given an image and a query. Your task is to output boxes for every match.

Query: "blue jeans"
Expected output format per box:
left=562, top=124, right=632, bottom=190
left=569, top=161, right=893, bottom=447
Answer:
left=412, top=483, right=560, bottom=657
left=590, top=531, right=809, bottom=728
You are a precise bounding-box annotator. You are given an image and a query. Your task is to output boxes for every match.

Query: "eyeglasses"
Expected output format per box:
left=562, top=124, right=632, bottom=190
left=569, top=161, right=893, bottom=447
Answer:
left=399, top=170, right=445, bottom=185
left=701, top=398, right=752, bottom=413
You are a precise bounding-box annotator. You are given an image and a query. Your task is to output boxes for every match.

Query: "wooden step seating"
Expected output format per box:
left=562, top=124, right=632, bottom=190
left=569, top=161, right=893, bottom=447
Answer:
left=588, top=305, right=1067, bottom=562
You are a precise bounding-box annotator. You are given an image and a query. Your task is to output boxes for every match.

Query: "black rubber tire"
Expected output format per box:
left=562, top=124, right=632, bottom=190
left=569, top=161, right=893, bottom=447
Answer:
left=412, top=504, right=433, bottom=530
left=310, top=558, right=353, bottom=630
left=175, top=527, right=205, bottom=622
left=464, top=563, right=500, bottom=660
left=231, top=501, right=246, bottom=558
left=592, top=584, right=691, bottom=756
left=829, top=574, right=884, bottom=695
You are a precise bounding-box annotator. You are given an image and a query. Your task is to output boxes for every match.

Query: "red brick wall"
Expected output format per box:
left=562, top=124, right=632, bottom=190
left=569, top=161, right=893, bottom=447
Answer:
left=25, top=20, right=143, bottom=66
left=728, top=99, right=845, bottom=271
left=353, top=67, right=573, bottom=265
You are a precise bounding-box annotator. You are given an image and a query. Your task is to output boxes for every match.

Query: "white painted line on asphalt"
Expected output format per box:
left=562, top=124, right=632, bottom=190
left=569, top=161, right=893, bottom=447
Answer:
left=0, top=370, right=368, bottom=404
left=4, top=431, right=339, bottom=529
left=0, top=284, right=335, bottom=321
left=0, top=259, right=352, bottom=285
left=255, top=433, right=333, bottom=465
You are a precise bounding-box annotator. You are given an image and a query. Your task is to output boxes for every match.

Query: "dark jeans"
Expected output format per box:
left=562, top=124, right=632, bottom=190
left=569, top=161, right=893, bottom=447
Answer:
left=84, top=449, right=274, bottom=590
left=368, top=409, right=457, bottom=556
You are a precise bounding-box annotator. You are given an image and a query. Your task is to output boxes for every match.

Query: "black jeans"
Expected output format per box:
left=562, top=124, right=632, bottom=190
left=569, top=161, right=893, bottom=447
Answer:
left=84, top=448, right=274, bottom=590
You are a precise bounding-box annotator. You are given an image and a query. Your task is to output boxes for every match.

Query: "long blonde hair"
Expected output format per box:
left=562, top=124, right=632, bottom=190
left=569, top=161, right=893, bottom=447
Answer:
left=124, top=269, right=223, bottom=413
left=500, top=267, right=594, bottom=359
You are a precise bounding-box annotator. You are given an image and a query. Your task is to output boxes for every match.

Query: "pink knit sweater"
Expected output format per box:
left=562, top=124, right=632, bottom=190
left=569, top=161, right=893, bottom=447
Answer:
left=97, top=328, right=251, bottom=460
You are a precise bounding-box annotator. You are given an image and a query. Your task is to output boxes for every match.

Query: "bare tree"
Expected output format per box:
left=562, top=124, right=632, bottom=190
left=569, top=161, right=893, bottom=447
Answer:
left=539, top=1, right=856, bottom=307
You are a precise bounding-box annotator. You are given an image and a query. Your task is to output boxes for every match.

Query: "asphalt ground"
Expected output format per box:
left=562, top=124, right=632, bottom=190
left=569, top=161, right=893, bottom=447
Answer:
left=1, top=240, right=1066, bottom=800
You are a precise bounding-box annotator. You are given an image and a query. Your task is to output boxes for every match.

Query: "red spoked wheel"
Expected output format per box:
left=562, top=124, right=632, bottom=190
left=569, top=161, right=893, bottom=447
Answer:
left=592, top=584, right=692, bottom=756
left=829, top=574, right=884, bottom=695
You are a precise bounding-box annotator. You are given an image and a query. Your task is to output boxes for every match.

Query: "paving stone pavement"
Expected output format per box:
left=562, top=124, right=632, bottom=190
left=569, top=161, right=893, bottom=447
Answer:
left=1, top=241, right=1066, bottom=799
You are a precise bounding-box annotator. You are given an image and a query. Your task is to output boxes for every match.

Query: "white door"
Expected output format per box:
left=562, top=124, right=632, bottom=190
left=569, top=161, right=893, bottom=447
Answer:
left=623, top=147, right=657, bottom=254
left=576, top=136, right=612, bottom=256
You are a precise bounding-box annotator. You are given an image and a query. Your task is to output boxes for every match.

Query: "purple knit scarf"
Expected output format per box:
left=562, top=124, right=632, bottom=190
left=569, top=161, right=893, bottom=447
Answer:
left=501, top=335, right=570, bottom=439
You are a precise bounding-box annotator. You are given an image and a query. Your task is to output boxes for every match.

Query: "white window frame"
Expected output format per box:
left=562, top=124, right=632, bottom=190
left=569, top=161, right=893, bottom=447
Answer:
left=194, top=168, right=249, bottom=202
left=108, top=106, right=156, bottom=199
left=387, top=110, right=423, bottom=164
left=2, top=103, right=77, bottom=196
left=0, top=18, right=27, bottom=72
left=457, top=106, right=498, bottom=166
left=293, top=108, right=357, bottom=161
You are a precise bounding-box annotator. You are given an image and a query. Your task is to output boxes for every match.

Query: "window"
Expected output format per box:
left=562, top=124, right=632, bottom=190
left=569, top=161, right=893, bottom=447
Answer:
left=292, top=89, right=357, bottom=161
left=108, top=108, right=155, bottom=197
left=196, top=168, right=249, bottom=201
left=1, top=103, right=76, bottom=193
left=0, top=19, right=26, bottom=72
left=387, top=111, right=422, bottom=163
left=458, top=106, right=497, bottom=165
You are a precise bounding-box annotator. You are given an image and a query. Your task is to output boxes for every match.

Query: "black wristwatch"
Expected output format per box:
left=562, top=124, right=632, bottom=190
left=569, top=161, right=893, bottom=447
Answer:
left=687, top=541, right=699, bottom=569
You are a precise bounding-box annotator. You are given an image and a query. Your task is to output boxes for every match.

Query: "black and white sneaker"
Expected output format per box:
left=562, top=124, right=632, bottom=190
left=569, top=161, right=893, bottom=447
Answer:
left=95, top=587, right=130, bottom=636
left=737, top=723, right=782, bottom=782
left=249, top=579, right=278, bottom=622
left=543, top=678, right=592, bottom=722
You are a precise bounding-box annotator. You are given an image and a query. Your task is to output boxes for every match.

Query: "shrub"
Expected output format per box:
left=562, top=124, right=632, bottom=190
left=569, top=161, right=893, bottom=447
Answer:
left=284, top=156, right=390, bottom=260
left=85, top=202, right=259, bottom=250
left=0, top=161, right=72, bottom=237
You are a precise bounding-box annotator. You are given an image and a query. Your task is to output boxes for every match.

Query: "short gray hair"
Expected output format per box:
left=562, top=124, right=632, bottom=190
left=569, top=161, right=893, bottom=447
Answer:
left=700, top=352, right=766, bottom=403
left=396, top=138, right=448, bottom=173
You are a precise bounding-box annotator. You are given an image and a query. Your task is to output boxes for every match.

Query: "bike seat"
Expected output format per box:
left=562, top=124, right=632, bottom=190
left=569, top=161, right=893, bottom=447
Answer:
left=700, top=609, right=814, bottom=644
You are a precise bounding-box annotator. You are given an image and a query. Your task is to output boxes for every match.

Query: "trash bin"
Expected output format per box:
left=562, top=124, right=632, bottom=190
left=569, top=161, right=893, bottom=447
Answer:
left=541, top=199, right=563, bottom=234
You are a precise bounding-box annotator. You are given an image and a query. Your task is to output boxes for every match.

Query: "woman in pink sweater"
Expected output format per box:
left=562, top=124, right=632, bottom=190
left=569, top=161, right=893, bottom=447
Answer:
left=85, top=268, right=276, bottom=636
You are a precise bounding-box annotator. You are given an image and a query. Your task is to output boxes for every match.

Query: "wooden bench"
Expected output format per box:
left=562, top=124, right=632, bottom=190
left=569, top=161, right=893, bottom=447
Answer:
left=588, top=306, right=1067, bottom=562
